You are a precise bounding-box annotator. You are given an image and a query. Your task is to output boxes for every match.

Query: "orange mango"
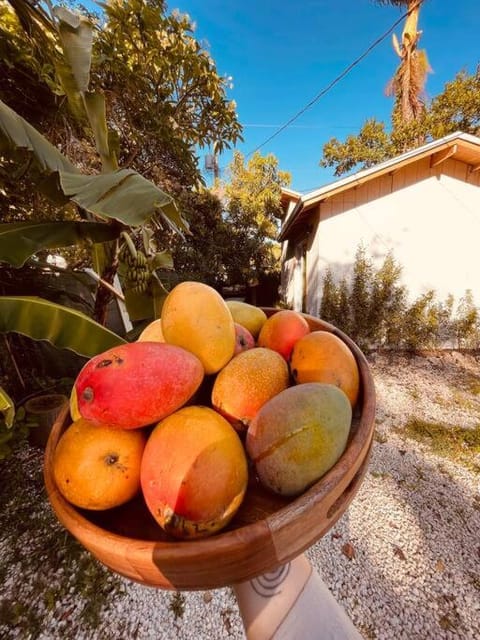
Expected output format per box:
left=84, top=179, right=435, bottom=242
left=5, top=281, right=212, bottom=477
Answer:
left=140, top=406, right=248, bottom=539
left=257, top=309, right=310, bottom=360
left=290, top=331, right=360, bottom=406
left=211, top=347, right=289, bottom=432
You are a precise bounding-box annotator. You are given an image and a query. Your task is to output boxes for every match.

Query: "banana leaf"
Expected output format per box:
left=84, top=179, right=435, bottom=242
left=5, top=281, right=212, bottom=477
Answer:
left=0, top=99, right=77, bottom=175
left=54, top=6, right=92, bottom=93
left=0, top=100, right=187, bottom=234
left=59, top=170, right=188, bottom=233
left=0, top=296, right=126, bottom=358
left=0, top=387, right=15, bottom=429
left=0, top=221, right=121, bottom=267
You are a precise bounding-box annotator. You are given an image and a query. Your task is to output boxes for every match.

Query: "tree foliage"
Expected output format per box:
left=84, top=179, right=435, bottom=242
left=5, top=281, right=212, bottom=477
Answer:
left=221, top=151, right=291, bottom=286
left=166, top=151, right=291, bottom=291
left=321, top=66, right=480, bottom=176
left=91, top=0, right=243, bottom=192
left=0, top=0, right=242, bottom=208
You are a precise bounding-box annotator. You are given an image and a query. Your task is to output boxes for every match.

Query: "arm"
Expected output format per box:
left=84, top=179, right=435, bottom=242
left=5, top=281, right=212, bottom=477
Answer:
left=232, top=554, right=362, bottom=640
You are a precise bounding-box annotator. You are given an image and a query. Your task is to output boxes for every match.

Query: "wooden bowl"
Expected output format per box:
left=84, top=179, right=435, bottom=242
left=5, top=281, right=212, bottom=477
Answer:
left=44, top=310, right=376, bottom=591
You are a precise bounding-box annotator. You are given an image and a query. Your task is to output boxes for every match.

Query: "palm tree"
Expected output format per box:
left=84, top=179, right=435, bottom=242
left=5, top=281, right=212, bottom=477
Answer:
left=376, top=1, right=431, bottom=124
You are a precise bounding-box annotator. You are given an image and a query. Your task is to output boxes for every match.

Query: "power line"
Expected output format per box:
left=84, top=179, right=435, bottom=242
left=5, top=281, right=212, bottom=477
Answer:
left=245, top=0, right=424, bottom=158
left=243, top=124, right=362, bottom=130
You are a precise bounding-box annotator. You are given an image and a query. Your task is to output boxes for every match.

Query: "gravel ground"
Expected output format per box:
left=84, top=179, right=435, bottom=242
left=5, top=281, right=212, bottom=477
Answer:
left=1, top=350, right=479, bottom=639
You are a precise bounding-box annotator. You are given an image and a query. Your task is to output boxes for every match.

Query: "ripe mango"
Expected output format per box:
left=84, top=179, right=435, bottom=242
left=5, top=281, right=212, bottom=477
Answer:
left=53, top=418, right=146, bottom=510
left=290, top=331, right=360, bottom=406
left=233, top=322, right=255, bottom=355
left=137, top=318, right=165, bottom=342
left=226, top=300, right=267, bottom=338
left=211, top=347, right=289, bottom=432
left=69, top=386, right=81, bottom=421
left=74, top=342, right=204, bottom=429
left=246, top=383, right=352, bottom=496
left=161, top=282, right=235, bottom=374
left=141, top=406, right=248, bottom=539
left=257, top=309, right=310, bottom=360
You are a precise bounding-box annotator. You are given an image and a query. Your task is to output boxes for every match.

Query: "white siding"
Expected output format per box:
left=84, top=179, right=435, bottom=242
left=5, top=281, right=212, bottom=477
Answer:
left=306, top=172, right=480, bottom=316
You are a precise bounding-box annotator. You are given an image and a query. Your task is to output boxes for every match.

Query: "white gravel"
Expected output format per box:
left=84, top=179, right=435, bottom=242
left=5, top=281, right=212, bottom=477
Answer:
left=1, top=350, right=479, bottom=639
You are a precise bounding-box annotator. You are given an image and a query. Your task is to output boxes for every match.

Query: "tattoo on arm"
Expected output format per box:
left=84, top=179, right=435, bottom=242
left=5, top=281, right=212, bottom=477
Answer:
left=250, top=563, right=291, bottom=598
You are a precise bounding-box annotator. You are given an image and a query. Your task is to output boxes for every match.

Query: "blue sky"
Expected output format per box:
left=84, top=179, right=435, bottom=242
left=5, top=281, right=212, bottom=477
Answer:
left=169, top=0, right=480, bottom=192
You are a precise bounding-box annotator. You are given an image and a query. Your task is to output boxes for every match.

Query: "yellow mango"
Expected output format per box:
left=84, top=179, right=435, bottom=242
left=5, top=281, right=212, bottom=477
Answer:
left=225, top=300, right=267, bottom=338
left=161, top=282, right=235, bottom=374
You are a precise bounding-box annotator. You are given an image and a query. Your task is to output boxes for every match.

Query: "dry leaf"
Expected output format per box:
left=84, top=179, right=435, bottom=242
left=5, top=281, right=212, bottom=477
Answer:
left=342, top=542, right=356, bottom=560
left=331, top=532, right=342, bottom=540
left=203, top=592, right=213, bottom=604
left=435, top=559, right=446, bottom=572
left=393, top=545, right=407, bottom=561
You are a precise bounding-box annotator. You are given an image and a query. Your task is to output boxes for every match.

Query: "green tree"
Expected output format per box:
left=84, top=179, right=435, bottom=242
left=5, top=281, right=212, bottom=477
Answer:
left=368, top=251, right=407, bottom=347
left=221, top=151, right=291, bottom=288
left=91, top=0, right=242, bottom=192
left=321, top=66, right=480, bottom=176
left=454, top=290, right=480, bottom=349
left=349, top=244, right=374, bottom=348
left=320, top=268, right=339, bottom=322
left=167, top=188, right=233, bottom=290
left=401, top=289, right=440, bottom=349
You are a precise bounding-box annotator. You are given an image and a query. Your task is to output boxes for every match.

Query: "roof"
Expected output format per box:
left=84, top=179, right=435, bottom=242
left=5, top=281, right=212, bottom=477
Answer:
left=279, top=131, right=480, bottom=241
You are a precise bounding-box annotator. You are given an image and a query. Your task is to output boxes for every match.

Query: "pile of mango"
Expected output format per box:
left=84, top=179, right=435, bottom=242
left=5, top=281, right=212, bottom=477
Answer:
left=54, top=281, right=360, bottom=540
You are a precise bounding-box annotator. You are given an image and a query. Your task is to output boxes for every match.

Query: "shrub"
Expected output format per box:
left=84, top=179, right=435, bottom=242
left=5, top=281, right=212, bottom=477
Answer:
left=319, top=246, right=479, bottom=351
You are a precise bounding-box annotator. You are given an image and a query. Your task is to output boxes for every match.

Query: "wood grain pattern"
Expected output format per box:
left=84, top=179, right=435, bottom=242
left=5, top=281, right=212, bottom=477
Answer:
left=43, top=310, right=376, bottom=591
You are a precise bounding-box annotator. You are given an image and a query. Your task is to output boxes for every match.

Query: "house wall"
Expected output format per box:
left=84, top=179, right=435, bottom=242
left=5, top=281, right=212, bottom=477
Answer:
left=301, top=157, right=480, bottom=317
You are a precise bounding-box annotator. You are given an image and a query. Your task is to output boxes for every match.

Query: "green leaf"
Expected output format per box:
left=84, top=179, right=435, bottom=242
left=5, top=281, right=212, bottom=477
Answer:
left=54, top=6, right=93, bottom=93
left=0, top=98, right=77, bottom=175
left=123, top=288, right=154, bottom=322
left=84, top=92, right=118, bottom=171
left=0, top=387, right=15, bottom=429
left=150, top=250, right=174, bottom=270
left=0, top=296, right=126, bottom=357
left=54, top=59, right=85, bottom=122
left=0, top=221, right=121, bottom=267
left=59, top=170, right=189, bottom=233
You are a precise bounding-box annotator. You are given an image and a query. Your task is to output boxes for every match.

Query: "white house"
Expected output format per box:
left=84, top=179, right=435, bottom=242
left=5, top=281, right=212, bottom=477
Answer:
left=279, top=132, right=480, bottom=316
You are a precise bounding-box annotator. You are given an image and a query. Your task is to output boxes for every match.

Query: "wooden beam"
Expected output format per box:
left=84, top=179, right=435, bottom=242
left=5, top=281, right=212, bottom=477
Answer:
left=430, top=144, right=457, bottom=168
left=470, top=162, right=480, bottom=173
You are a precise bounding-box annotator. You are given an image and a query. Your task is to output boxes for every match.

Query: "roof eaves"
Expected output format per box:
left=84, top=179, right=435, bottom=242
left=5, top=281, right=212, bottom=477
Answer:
left=279, top=131, right=480, bottom=242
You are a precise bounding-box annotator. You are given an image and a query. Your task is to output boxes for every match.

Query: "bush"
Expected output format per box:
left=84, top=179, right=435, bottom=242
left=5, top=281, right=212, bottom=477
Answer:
left=319, top=246, right=479, bottom=351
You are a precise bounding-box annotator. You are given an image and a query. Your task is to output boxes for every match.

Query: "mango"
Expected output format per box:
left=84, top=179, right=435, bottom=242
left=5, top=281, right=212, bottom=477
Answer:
left=74, top=342, right=204, bottom=429
left=246, top=383, right=352, bottom=496
left=140, top=406, right=248, bottom=539
left=290, top=331, right=360, bottom=407
left=257, top=309, right=310, bottom=360
left=233, top=322, right=255, bottom=355
left=69, top=386, right=81, bottom=421
left=211, top=347, right=289, bottom=432
left=53, top=418, right=146, bottom=510
left=226, top=300, right=267, bottom=338
left=161, top=281, right=235, bottom=374
left=137, top=318, right=165, bottom=342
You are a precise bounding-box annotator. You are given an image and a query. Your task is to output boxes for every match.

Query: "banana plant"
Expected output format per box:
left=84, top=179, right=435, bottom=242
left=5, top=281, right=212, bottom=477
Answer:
left=0, top=2, right=187, bottom=327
